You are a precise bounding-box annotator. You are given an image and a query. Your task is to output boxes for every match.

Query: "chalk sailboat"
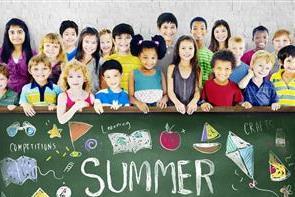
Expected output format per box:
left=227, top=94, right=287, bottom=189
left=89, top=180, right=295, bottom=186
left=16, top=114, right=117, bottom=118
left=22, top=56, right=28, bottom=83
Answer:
left=193, top=122, right=221, bottom=154
left=269, top=151, right=290, bottom=182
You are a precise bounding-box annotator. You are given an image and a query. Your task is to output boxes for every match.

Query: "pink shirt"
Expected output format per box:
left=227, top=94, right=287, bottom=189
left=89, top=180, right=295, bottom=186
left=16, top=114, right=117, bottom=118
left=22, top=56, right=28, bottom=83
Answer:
left=241, top=49, right=255, bottom=66
left=66, top=92, right=93, bottom=108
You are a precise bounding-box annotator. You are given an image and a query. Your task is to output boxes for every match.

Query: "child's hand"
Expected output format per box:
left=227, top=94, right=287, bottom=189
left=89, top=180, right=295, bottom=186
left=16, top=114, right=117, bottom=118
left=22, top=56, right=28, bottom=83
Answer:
left=187, top=100, right=198, bottom=115
left=247, top=69, right=254, bottom=78
left=241, top=101, right=253, bottom=109
left=22, top=103, right=36, bottom=117
left=157, top=96, right=168, bottom=109
left=48, top=104, right=56, bottom=111
left=135, top=101, right=149, bottom=114
left=7, top=105, right=17, bottom=111
left=94, top=102, right=104, bottom=114
left=73, top=100, right=89, bottom=112
left=271, top=103, right=281, bottom=111
left=200, top=102, right=213, bottom=112
left=111, top=100, right=122, bottom=110
left=175, top=102, right=186, bottom=114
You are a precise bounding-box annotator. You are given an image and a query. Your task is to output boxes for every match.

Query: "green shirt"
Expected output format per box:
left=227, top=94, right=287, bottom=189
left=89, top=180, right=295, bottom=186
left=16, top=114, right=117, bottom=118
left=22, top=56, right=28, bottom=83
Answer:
left=0, top=89, right=18, bottom=106
left=197, top=47, right=213, bottom=84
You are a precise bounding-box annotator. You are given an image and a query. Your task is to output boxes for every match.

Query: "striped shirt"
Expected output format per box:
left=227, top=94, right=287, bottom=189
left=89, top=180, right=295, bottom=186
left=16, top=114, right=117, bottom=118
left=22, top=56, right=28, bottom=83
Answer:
left=270, top=69, right=295, bottom=106
left=197, top=47, right=213, bottom=85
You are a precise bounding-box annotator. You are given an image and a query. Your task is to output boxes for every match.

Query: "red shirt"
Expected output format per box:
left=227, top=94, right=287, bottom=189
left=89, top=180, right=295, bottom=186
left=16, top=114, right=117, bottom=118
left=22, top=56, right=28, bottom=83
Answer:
left=241, top=49, right=255, bottom=66
left=201, top=79, right=244, bottom=106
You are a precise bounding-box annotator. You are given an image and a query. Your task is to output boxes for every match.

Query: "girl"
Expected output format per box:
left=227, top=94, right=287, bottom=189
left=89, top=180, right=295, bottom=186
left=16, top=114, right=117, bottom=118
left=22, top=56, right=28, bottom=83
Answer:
left=39, top=33, right=66, bottom=84
left=75, top=27, right=100, bottom=93
left=99, top=28, right=114, bottom=64
left=57, top=60, right=94, bottom=124
left=0, top=18, right=35, bottom=93
left=129, top=34, right=168, bottom=113
left=167, top=35, right=201, bottom=115
left=209, top=19, right=231, bottom=53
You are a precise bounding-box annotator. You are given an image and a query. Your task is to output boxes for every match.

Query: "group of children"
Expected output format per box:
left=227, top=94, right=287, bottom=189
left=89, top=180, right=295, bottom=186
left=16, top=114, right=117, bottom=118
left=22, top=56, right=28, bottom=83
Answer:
left=0, top=13, right=294, bottom=124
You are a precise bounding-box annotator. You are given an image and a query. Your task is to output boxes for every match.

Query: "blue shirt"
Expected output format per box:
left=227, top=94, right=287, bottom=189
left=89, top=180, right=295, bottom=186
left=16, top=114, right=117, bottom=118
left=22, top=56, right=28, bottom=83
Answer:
left=66, top=48, right=77, bottom=61
left=95, top=88, right=129, bottom=106
left=229, top=62, right=249, bottom=84
left=244, top=79, right=278, bottom=106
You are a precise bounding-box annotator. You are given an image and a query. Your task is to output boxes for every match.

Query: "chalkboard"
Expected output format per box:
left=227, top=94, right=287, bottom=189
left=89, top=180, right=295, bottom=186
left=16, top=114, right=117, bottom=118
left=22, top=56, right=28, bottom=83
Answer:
left=0, top=107, right=294, bottom=197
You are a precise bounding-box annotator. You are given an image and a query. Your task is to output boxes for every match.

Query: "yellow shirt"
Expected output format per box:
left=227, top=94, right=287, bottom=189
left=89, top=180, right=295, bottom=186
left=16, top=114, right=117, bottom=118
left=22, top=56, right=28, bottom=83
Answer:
left=270, top=69, right=295, bottom=106
left=107, top=53, right=141, bottom=92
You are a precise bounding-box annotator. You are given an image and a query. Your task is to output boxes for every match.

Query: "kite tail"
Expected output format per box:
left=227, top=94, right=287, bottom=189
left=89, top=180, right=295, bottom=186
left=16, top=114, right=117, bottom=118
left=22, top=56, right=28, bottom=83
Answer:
left=36, top=166, right=64, bottom=180
left=249, top=179, right=279, bottom=197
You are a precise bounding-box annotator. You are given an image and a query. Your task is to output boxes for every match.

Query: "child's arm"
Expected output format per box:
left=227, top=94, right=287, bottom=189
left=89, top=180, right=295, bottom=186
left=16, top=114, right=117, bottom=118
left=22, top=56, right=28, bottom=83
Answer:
left=128, top=71, right=149, bottom=113
left=157, top=71, right=168, bottom=109
left=167, top=65, right=186, bottom=114
left=187, top=78, right=201, bottom=115
left=238, top=69, right=254, bottom=89
left=94, top=99, right=104, bottom=114
left=19, top=87, right=36, bottom=117
left=56, top=92, right=89, bottom=124
left=199, top=83, right=213, bottom=112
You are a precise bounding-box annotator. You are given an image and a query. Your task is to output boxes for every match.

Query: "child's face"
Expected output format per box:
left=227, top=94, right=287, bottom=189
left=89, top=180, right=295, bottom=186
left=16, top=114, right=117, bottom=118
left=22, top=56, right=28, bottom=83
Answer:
left=29, top=63, right=51, bottom=84
left=273, top=34, right=291, bottom=52
left=159, top=22, right=177, bottom=43
left=82, top=35, right=98, bottom=56
left=62, top=28, right=77, bottom=48
left=214, top=25, right=228, bottom=43
left=0, top=73, right=8, bottom=91
left=44, top=42, right=60, bottom=59
left=8, top=25, right=25, bottom=46
left=103, top=69, right=122, bottom=90
left=191, top=21, right=207, bottom=41
left=179, top=40, right=195, bottom=62
left=228, top=42, right=245, bottom=62
left=114, top=33, right=132, bottom=54
left=139, top=48, right=158, bottom=70
left=100, top=33, right=113, bottom=55
left=67, top=69, right=85, bottom=88
left=213, top=60, right=232, bottom=83
left=253, top=31, right=268, bottom=50
left=252, top=58, right=272, bottom=78
left=283, top=56, right=295, bottom=73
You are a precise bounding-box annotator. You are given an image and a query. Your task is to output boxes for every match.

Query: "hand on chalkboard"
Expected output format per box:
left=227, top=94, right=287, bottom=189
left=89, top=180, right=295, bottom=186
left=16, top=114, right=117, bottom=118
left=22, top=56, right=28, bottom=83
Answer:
left=271, top=102, right=281, bottom=111
left=135, top=101, right=149, bottom=114
left=94, top=100, right=104, bottom=114
left=73, top=100, right=89, bottom=112
left=175, top=102, right=186, bottom=114
left=200, top=102, right=213, bottom=112
left=48, top=104, right=56, bottom=111
left=7, top=104, right=17, bottom=111
left=187, top=101, right=198, bottom=115
left=111, top=100, right=122, bottom=110
left=21, top=103, right=36, bottom=117
left=157, top=96, right=168, bottom=109
left=241, top=101, right=253, bottom=109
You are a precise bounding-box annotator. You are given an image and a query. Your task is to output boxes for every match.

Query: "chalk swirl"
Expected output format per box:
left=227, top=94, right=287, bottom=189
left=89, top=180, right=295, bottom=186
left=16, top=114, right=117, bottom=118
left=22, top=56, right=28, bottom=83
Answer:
left=84, top=139, right=98, bottom=151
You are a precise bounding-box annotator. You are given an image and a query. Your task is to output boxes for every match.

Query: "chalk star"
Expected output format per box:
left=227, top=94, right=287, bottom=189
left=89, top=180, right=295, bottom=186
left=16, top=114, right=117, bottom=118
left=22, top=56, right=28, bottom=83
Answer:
left=48, top=124, right=62, bottom=138
left=181, top=129, right=186, bottom=134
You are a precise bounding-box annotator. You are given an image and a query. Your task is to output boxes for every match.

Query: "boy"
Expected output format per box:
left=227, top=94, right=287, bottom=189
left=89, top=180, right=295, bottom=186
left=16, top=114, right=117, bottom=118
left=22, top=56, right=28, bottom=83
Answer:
left=156, top=12, right=178, bottom=76
left=107, top=23, right=140, bottom=92
left=200, top=50, right=244, bottom=112
left=59, top=20, right=79, bottom=61
left=241, top=25, right=269, bottom=65
left=190, top=16, right=213, bottom=85
left=228, top=36, right=249, bottom=84
left=270, top=45, right=295, bottom=106
left=19, top=54, right=61, bottom=117
left=0, top=64, right=18, bottom=110
left=238, top=50, right=280, bottom=111
left=94, top=60, right=129, bottom=114
left=270, top=29, right=292, bottom=75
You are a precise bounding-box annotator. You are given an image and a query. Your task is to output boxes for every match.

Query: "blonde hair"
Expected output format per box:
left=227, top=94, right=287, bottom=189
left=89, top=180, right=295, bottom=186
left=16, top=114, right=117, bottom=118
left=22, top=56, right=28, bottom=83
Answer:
left=39, top=33, right=67, bottom=63
left=250, top=50, right=275, bottom=69
left=28, top=54, right=51, bottom=71
left=228, top=35, right=245, bottom=46
left=99, top=28, right=115, bottom=56
left=272, top=29, right=292, bottom=42
left=58, top=60, right=92, bottom=92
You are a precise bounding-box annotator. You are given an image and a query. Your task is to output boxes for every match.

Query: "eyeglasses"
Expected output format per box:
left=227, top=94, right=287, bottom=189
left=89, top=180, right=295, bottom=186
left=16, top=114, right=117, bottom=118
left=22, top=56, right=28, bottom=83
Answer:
left=6, top=121, right=36, bottom=137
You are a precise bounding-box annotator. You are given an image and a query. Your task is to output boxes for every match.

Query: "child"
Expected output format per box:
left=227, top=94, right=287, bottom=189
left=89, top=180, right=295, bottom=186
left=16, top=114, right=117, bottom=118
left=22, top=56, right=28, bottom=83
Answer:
left=0, top=64, right=18, bottom=110
left=241, top=25, right=269, bottom=65
left=94, top=60, right=129, bottom=114
left=129, top=34, right=168, bottom=113
left=0, top=18, right=35, bottom=93
left=59, top=20, right=79, bottom=61
left=167, top=35, right=201, bottom=115
left=19, top=54, right=61, bottom=117
left=57, top=60, right=94, bottom=124
left=200, top=50, right=244, bottom=112
left=238, top=50, right=280, bottom=111
left=190, top=16, right=213, bottom=85
left=270, top=45, right=295, bottom=106
left=228, top=36, right=249, bottom=84
left=107, top=23, right=141, bottom=92
left=75, top=27, right=100, bottom=93
left=270, top=29, right=292, bottom=75
left=99, top=28, right=114, bottom=64
left=156, top=12, right=178, bottom=76
left=208, top=19, right=231, bottom=53
left=39, top=33, right=66, bottom=84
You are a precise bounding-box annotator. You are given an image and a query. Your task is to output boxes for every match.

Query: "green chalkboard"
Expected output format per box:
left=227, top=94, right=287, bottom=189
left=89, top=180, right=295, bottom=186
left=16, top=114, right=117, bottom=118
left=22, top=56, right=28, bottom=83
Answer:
left=0, top=108, right=294, bottom=197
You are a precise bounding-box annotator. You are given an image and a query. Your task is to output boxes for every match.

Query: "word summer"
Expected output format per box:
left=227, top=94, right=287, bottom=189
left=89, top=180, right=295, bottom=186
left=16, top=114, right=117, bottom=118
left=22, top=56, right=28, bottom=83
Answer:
left=81, top=158, right=215, bottom=196
left=9, top=142, right=57, bottom=153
